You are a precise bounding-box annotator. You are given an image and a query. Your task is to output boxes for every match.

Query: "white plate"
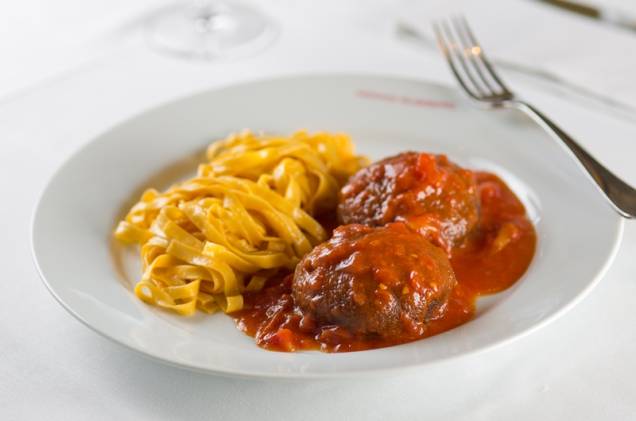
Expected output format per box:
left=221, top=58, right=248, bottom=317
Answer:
left=31, top=75, right=623, bottom=378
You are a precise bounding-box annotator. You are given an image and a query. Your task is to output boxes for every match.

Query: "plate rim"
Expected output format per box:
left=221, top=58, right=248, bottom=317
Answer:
left=30, top=72, right=626, bottom=379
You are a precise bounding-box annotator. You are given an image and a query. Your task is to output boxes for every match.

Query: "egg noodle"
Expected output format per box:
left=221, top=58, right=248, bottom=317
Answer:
left=114, top=130, right=367, bottom=315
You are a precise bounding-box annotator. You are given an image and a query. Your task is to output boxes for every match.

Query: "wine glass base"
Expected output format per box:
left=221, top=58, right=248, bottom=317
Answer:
left=146, top=2, right=278, bottom=60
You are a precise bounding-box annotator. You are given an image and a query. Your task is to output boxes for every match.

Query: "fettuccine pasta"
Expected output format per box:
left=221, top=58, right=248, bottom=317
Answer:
left=114, top=130, right=367, bottom=316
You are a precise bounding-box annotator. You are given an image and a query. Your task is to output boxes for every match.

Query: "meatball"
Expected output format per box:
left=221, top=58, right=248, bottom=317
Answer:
left=338, top=152, right=479, bottom=253
left=292, top=223, right=456, bottom=340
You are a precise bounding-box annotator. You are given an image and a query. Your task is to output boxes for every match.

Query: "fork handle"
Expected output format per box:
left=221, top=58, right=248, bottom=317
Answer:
left=513, top=101, right=636, bottom=218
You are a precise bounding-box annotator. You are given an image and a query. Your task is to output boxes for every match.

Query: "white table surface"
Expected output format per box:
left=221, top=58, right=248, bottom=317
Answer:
left=2, top=1, right=636, bottom=420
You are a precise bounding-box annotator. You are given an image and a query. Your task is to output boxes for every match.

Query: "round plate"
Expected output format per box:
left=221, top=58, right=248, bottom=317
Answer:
left=31, top=75, right=623, bottom=378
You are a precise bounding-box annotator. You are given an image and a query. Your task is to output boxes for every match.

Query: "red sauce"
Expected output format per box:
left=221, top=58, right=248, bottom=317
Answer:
left=232, top=170, right=536, bottom=352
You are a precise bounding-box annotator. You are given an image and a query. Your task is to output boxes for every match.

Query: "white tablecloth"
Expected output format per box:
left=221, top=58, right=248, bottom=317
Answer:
left=2, top=1, right=635, bottom=420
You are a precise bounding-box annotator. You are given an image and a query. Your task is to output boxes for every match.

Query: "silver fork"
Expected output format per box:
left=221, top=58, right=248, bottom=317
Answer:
left=433, top=16, right=636, bottom=218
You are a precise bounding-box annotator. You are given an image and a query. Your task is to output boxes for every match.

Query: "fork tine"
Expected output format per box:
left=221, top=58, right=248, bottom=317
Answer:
left=450, top=15, right=502, bottom=96
left=441, top=20, right=492, bottom=97
left=433, top=21, right=482, bottom=100
left=444, top=17, right=498, bottom=97
left=454, top=15, right=512, bottom=95
left=432, top=22, right=476, bottom=99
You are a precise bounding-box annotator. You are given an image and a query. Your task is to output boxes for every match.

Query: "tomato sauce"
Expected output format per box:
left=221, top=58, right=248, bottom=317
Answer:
left=232, top=171, right=536, bottom=352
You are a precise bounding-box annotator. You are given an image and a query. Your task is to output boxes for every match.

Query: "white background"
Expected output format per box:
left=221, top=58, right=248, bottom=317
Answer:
left=1, top=1, right=636, bottom=419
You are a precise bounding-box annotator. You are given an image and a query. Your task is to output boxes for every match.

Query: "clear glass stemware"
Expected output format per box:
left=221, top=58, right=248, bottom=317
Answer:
left=146, top=1, right=278, bottom=60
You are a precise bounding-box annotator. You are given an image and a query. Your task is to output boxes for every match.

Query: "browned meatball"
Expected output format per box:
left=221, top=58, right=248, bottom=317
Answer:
left=292, top=223, right=456, bottom=340
left=338, top=152, right=479, bottom=253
